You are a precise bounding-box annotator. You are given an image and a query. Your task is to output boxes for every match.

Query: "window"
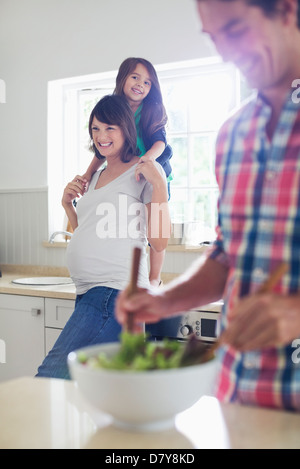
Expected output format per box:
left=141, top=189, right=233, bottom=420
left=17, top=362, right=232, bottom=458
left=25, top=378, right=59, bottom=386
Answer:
left=48, top=59, right=243, bottom=243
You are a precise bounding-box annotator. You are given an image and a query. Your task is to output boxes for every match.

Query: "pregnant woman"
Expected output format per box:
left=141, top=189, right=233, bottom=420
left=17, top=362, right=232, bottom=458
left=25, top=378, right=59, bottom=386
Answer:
left=36, top=94, right=170, bottom=379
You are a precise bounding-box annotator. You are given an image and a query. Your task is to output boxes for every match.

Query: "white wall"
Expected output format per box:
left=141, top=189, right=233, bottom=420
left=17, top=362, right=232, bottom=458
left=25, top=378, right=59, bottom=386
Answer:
left=0, top=0, right=217, bottom=266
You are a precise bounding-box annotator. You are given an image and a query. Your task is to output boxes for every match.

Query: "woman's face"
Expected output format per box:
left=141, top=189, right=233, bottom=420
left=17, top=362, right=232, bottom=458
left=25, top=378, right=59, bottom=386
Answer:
left=91, top=117, right=125, bottom=159
left=122, top=63, right=152, bottom=111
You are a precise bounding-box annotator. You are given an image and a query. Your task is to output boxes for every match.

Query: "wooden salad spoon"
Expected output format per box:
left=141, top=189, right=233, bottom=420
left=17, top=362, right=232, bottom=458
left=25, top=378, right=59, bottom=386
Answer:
left=180, top=262, right=289, bottom=366
left=125, top=246, right=142, bottom=333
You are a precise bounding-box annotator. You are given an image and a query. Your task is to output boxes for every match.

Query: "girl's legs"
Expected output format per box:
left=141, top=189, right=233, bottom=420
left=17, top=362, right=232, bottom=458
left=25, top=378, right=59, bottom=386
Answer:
left=35, top=287, right=121, bottom=380
left=148, top=179, right=170, bottom=286
left=149, top=247, right=165, bottom=287
left=147, top=247, right=181, bottom=340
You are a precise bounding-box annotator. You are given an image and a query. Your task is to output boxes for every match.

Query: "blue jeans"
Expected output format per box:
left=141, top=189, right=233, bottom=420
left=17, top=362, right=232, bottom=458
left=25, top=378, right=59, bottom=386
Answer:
left=36, top=286, right=121, bottom=380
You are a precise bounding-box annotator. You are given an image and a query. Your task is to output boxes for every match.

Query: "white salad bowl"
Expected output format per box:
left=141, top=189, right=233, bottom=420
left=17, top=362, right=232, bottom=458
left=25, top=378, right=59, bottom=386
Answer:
left=68, top=341, right=218, bottom=432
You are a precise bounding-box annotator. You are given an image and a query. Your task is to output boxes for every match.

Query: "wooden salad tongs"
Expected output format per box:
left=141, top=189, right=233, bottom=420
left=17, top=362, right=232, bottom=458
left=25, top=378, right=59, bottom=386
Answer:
left=125, top=246, right=142, bottom=333
left=180, top=262, right=289, bottom=366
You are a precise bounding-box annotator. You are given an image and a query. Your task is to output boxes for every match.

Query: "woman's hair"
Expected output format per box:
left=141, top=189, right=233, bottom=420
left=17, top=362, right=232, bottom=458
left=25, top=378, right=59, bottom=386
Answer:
left=197, top=0, right=300, bottom=27
left=114, top=57, right=168, bottom=140
left=88, top=94, right=140, bottom=163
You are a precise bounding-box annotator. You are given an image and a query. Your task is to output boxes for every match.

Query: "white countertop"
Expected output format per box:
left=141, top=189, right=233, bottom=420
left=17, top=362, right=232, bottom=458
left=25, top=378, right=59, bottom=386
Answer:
left=0, top=271, right=76, bottom=300
left=0, top=265, right=179, bottom=300
left=0, top=377, right=299, bottom=449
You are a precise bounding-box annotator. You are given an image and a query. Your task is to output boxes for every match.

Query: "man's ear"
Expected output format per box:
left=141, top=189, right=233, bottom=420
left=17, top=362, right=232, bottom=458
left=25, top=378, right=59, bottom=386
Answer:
left=279, top=0, right=299, bottom=26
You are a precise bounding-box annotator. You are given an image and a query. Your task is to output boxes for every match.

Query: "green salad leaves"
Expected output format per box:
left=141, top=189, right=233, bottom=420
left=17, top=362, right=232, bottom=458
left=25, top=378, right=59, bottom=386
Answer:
left=78, top=332, right=185, bottom=371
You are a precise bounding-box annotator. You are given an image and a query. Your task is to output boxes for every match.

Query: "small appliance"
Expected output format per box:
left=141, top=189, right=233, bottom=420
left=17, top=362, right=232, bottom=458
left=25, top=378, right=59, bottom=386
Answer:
left=177, top=301, right=222, bottom=342
left=146, top=301, right=222, bottom=343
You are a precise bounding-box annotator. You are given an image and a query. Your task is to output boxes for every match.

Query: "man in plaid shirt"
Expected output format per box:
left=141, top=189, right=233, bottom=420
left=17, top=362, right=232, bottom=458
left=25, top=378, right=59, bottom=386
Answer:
left=116, top=0, right=300, bottom=410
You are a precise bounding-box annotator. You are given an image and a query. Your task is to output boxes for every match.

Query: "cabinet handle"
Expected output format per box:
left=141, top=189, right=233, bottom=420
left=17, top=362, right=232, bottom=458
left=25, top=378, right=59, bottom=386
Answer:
left=31, top=308, right=41, bottom=317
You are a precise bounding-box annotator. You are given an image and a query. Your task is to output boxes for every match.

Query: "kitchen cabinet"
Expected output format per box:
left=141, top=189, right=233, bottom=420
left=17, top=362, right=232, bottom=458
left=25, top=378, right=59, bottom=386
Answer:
left=44, top=298, right=75, bottom=355
left=0, top=294, right=45, bottom=382
left=0, top=293, right=75, bottom=382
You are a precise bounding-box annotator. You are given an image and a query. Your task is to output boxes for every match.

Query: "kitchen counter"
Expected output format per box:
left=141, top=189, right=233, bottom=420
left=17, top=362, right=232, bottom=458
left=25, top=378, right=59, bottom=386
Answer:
left=0, top=265, right=179, bottom=300
left=0, top=377, right=299, bottom=449
left=0, top=265, right=76, bottom=300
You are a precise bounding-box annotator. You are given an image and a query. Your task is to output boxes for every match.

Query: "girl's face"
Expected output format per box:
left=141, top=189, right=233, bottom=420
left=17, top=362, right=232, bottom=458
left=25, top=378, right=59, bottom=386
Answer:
left=122, top=63, right=152, bottom=111
left=91, top=117, right=125, bottom=159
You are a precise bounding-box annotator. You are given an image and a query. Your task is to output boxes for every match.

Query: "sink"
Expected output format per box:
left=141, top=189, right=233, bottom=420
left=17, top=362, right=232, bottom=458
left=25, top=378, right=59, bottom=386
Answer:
left=12, top=277, right=74, bottom=286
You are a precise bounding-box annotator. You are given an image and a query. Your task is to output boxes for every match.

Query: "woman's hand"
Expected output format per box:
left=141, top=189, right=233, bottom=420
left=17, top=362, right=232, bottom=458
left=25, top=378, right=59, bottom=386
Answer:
left=221, top=293, right=300, bottom=351
left=62, top=175, right=87, bottom=206
left=80, top=171, right=93, bottom=191
left=61, top=175, right=87, bottom=231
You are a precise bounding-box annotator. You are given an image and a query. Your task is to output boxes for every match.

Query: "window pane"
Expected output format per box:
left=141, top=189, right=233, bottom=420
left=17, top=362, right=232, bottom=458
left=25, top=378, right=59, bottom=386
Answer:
left=190, top=188, right=219, bottom=241
left=188, top=73, right=237, bottom=132
left=168, top=187, right=188, bottom=222
left=169, top=136, right=188, bottom=187
left=190, top=134, right=216, bottom=186
left=162, top=81, right=188, bottom=133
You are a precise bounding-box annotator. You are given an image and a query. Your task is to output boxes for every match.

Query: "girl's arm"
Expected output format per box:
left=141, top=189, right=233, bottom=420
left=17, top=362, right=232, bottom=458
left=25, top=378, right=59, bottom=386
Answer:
left=61, top=175, right=86, bottom=231
left=81, top=155, right=104, bottom=184
left=140, top=140, right=165, bottom=162
left=135, top=160, right=170, bottom=252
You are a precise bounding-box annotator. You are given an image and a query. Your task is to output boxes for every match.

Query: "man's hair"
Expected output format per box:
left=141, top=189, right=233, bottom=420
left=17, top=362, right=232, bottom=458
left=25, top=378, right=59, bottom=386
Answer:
left=250, top=0, right=300, bottom=26
left=197, top=0, right=300, bottom=28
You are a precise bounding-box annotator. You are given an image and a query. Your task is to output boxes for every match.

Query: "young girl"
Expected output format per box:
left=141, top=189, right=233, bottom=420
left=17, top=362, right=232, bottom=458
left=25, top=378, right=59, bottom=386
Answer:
left=82, top=57, right=173, bottom=288
left=36, top=95, right=170, bottom=379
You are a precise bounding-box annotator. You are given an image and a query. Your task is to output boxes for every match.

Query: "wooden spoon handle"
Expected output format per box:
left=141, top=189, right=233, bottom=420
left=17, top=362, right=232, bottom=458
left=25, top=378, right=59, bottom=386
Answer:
left=201, top=262, right=289, bottom=360
left=257, top=262, right=288, bottom=294
left=126, top=247, right=142, bottom=332
left=127, top=246, right=142, bottom=296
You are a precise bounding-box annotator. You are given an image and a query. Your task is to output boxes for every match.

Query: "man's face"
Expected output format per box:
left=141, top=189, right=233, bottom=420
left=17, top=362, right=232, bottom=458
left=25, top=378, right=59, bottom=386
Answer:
left=196, top=0, right=294, bottom=92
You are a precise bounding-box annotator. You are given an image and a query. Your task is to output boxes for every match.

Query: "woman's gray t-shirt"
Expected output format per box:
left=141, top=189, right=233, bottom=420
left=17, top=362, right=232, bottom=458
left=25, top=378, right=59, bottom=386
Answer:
left=67, top=163, right=166, bottom=294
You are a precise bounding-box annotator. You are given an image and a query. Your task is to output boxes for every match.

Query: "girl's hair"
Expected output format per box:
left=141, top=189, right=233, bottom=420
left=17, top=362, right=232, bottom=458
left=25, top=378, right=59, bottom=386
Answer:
left=197, top=0, right=300, bottom=27
left=114, top=57, right=167, bottom=140
left=88, top=94, right=139, bottom=163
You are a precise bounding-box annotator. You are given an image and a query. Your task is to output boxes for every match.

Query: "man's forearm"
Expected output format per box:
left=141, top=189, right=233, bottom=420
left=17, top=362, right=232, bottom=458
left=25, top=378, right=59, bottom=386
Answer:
left=162, top=257, right=228, bottom=314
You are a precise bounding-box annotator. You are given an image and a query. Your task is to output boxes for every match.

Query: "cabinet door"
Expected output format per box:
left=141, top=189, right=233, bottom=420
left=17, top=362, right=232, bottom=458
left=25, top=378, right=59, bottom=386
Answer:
left=44, top=298, right=75, bottom=355
left=45, top=298, right=75, bottom=329
left=45, top=328, right=62, bottom=356
left=0, top=294, right=45, bottom=382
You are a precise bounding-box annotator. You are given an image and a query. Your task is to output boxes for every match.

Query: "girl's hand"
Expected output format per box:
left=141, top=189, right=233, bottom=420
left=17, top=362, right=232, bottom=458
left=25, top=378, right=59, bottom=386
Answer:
left=62, top=175, right=87, bottom=206
left=135, top=159, right=162, bottom=184
left=221, top=293, right=300, bottom=351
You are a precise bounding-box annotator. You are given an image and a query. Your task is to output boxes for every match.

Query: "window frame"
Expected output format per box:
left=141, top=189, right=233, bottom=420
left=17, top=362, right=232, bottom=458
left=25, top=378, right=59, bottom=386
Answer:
left=47, top=58, right=241, bottom=242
